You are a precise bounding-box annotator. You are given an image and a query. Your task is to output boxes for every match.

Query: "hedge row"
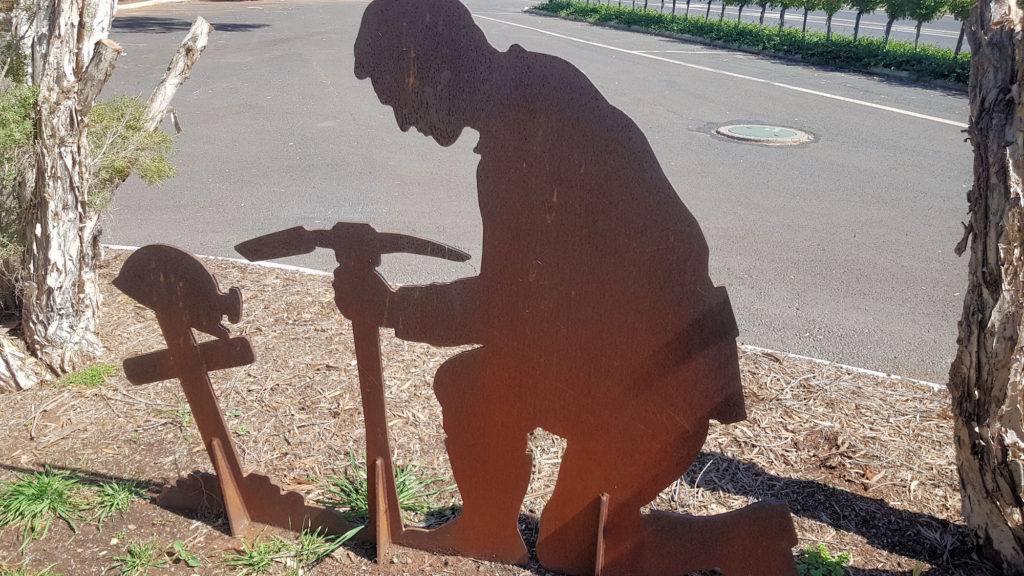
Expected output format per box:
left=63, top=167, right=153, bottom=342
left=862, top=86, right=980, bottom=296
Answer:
left=532, top=1, right=970, bottom=85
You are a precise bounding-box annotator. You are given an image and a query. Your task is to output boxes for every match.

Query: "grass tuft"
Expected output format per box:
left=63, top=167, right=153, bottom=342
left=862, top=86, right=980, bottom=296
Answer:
left=319, top=453, right=453, bottom=523
left=797, top=542, right=852, bottom=576
left=219, top=526, right=363, bottom=576
left=0, top=565, right=62, bottom=576
left=0, top=467, right=83, bottom=551
left=85, top=480, right=143, bottom=530
left=293, top=525, right=362, bottom=568
left=56, top=364, right=118, bottom=388
left=110, top=538, right=169, bottom=576
left=219, top=537, right=292, bottom=575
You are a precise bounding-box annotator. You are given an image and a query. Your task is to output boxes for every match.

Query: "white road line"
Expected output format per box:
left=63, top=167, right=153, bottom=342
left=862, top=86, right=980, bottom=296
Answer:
left=740, top=345, right=945, bottom=390
left=103, top=244, right=945, bottom=390
left=636, top=49, right=729, bottom=54
left=103, top=244, right=331, bottom=276
left=117, top=0, right=188, bottom=10
left=477, top=14, right=968, bottom=128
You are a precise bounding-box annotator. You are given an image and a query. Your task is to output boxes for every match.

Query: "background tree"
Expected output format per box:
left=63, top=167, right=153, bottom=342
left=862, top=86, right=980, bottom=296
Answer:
left=949, top=0, right=1024, bottom=572
left=882, top=0, right=912, bottom=46
left=729, top=0, right=750, bottom=20
left=774, top=0, right=802, bottom=30
left=948, top=0, right=975, bottom=55
left=821, top=0, right=845, bottom=38
left=1, top=1, right=209, bottom=389
left=800, top=0, right=824, bottom=33
left=906, top=0, right=948, bottom=48
left=848, top=0, right=882, bottom=40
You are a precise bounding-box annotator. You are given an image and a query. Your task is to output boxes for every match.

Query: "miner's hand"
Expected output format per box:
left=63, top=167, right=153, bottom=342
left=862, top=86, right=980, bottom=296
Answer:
left=332, top=268, right=394, bottom=328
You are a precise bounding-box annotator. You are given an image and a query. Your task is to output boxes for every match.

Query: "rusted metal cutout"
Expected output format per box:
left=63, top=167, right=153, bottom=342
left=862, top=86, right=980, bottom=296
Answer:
left=114, top=245, right=358, bottom=538
left=340, top=0, right=800, bottom=573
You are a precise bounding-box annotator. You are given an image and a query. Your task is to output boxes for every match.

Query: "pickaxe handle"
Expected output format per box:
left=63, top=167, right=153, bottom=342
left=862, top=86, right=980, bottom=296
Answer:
left=352, top=319, right=403, bottom=555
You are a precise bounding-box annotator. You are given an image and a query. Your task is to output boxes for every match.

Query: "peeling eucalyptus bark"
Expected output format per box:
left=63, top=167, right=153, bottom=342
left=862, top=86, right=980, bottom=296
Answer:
left=20, top=0, right=119, bottom=373
left=949, top=0, right=1024, bottom=572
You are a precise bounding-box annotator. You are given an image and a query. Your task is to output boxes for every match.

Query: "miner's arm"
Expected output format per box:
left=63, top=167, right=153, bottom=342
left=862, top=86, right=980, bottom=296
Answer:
left=383, top=277, right=482, bottom=347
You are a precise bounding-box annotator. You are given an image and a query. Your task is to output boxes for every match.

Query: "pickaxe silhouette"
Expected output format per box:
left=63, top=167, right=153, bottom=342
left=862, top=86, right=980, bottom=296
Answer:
left=235, top=222, right=470, bottom=558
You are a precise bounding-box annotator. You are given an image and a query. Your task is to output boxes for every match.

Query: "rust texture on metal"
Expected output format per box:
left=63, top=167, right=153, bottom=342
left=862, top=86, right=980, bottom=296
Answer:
left=113, top=244, right=359, bottom=538
left=340, top=0, right=798, bottom=573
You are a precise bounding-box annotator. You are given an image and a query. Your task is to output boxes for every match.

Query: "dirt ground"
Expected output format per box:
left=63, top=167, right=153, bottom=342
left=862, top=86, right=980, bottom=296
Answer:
left=0, top=249, right=1006, bottom=575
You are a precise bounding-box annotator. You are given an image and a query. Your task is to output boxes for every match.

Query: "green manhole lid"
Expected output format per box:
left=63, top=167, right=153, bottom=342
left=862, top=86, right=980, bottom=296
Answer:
left=715, top=124, right=813, bottom=145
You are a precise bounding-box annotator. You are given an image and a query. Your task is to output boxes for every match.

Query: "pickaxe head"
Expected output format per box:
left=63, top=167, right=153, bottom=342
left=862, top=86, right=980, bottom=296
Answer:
left=113, top=244, right=242, bottom=339
left=234, top=222, right=471, bottom=269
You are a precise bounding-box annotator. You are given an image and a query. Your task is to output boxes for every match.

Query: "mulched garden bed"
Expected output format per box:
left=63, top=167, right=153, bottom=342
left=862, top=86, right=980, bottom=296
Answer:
left=0, top=249, right=1002, bottom=575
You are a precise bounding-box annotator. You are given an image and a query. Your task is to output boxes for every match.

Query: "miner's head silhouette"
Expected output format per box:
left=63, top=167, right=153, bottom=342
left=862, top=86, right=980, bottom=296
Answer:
left=354, top=0, right=497, bottom=146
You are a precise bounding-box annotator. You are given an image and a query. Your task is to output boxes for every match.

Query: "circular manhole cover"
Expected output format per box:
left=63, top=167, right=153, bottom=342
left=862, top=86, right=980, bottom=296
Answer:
left=715, top=124, right=813, bottom=145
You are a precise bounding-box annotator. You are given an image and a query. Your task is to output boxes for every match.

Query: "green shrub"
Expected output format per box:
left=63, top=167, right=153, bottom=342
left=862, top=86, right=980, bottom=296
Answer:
left=87, top=96, right=176, bottom=213
left=534, top=1, right=969, bottom=84
left=0, top=82, right=35, bottom=262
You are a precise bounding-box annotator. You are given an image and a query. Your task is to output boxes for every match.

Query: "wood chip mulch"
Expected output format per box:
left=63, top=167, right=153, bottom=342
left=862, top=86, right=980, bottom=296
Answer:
left=0, top=249, right=1004, bottom=575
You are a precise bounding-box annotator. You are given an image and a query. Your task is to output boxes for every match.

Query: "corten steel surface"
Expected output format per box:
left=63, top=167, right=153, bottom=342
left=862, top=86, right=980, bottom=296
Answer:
left=114, top=245, right=358, bottom=538
left=235, top=222, right=472, bottom=561
left=341, top=0, right=800, bottom=574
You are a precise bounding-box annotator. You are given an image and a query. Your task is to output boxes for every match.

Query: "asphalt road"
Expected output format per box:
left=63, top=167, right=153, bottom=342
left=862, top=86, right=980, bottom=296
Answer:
left=102, top=0, right=972, bottom=383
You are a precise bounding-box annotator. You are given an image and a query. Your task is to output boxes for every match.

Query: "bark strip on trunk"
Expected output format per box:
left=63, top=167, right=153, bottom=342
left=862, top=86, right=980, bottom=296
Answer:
left=78, top=38, right=122, bottom=116
left=21, top=0, right=101, bottom=373
left=949, top=1, right=1024, bottom=573
left=0, top=333, right=47, bottom=390
left=144, top=17, right=212, bottom=131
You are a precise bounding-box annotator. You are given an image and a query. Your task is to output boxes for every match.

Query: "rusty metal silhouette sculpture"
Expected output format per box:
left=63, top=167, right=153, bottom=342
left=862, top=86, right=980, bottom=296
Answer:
left=114, top=245, right=356, bottom=538
left=240, top=0, right=797, bottom=573
left=347, top=0, right=797, bottom=573
left=116, top=0, right=798, bottom=571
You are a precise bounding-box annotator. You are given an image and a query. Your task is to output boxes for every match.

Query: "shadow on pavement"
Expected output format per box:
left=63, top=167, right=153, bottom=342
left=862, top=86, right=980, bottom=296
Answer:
left=113, top=16, right=269, bottom=34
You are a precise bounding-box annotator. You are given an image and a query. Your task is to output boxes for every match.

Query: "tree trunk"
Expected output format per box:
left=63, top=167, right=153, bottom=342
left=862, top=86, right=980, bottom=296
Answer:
left=956, top=20, right=966, bottom=57
left=144, top=18, right=211, bottom=132
left=685, top=0, right=691, bottom=17
left=826, top=13, right=832, bottom=40
left=21, top=0, right=119, bottom=373
left=737, top=4, right=744, bottom=22
left=949, top=0, right=1024, bottom=573
left=719, top=2, right=726, bottom=20
left=759, top=3, right=766, bottom=24
left=854, top=10, right=862, bottom=41
left=914, top=20, right=922, bottom=49
left=705, top=0, right=712, bottom=20
left=883, top=16, right=894, bottom=46
left=778, top=6, right=786, bottom=31
left=802, top=7, right=808, bottom=34
left=672, top=0, right=677, bottom=14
